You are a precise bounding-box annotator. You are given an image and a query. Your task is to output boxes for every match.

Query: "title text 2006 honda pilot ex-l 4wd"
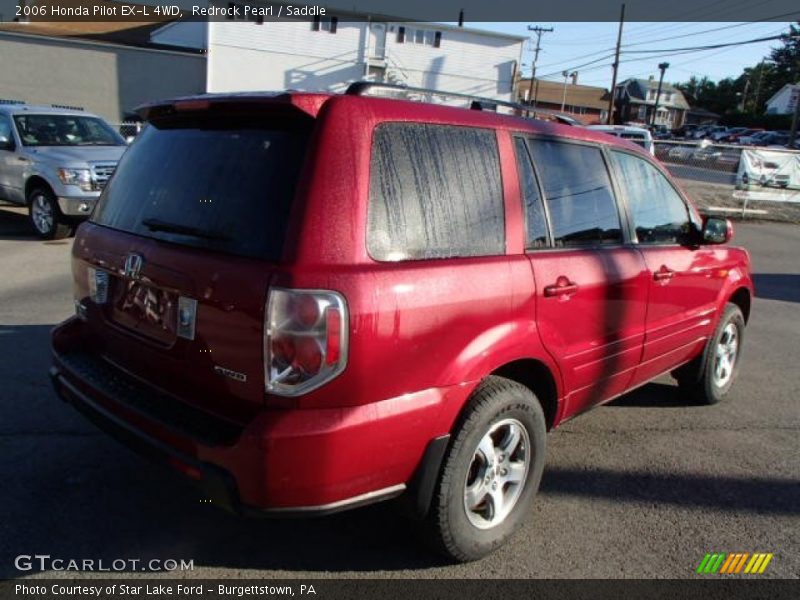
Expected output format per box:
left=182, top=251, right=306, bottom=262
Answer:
left=51, top=84, right=753, bottom=562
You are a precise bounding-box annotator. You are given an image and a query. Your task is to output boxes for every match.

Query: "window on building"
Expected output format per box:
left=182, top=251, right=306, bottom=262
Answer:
left=368, top=123, right=505, bottom=261
left=609, top=151, right=691, bottom=244
left=313, top=16, right=338, bottom=33
left=527, top=140, right=621, bottom=247
left=397, top=27, right=441, bottom=46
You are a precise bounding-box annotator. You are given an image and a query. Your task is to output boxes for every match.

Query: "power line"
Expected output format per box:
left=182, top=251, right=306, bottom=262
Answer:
left=622, top=33, right=788, bottom=54
left=535, top=14, right=798, bottom=72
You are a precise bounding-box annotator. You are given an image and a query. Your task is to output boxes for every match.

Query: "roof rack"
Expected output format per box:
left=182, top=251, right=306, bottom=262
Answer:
left=0, top=99, right=26, bottom=106
left=345, top=81, right=577, bottom=124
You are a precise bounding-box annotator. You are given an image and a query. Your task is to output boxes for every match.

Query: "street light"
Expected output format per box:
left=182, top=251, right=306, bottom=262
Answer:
left=650, top=62, right=670, bottom=127
left=561, top=71, right=577, bottom=112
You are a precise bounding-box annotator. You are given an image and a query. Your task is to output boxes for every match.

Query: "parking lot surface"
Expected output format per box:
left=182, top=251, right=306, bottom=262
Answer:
left=0, top=205, right=798, bottom=579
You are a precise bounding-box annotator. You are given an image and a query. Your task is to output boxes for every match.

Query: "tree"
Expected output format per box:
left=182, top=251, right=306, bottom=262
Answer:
left=762, top=22, right=800, bottom=107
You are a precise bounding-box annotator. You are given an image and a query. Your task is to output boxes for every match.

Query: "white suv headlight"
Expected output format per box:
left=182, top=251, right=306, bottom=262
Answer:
left=57, top=168, right=93, bottom=192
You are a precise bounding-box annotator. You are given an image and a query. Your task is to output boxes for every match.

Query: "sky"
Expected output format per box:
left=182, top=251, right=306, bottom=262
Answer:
left=475, top=21, right=793, bottom=88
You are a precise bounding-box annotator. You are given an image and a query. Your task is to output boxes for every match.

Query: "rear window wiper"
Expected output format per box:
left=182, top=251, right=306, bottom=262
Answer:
left=142, top=218, right=230, bottom=241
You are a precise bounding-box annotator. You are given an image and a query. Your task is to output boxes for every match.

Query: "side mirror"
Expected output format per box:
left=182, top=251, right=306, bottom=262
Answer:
left=702, top=216, right=733, bottom=245
left=0, top=134, right=14, bottom=151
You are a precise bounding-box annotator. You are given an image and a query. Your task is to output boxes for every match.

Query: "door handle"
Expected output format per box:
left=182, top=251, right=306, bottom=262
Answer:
left=654, top=266, right=675, bottom=281
left=544, top=276, right=579, bottom=297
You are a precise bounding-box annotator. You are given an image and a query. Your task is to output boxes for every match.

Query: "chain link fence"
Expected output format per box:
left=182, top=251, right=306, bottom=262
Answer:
left=655, top=140, right=800, bottom=223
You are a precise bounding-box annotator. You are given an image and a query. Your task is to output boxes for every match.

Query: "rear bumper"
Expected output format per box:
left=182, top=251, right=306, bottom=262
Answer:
left=51, top=318, right=467, bottom=515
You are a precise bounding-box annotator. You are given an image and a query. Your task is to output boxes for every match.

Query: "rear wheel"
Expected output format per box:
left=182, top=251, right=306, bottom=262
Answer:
left=28, top=187, right=72, bottom=240
left=427, top=376, right=546, bottom=562
left=674, top=303, right=745, bottom=404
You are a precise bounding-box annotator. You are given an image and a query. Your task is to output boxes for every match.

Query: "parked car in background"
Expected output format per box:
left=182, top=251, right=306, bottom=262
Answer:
left=692, top=146, right=741, bottom=171
left=51, top=84, right=753, bottom=562
left=587, top=124, right=655, bottom=155
left=696, top=125, right=726, bottom=140
left=725, top=128, right=762, bottom=144
left=650, top=125, right=672, bottom=139
left=672, top=124, right=698, bottom=139
left=739, top=131, right=783, bottom=146
left=0, top=103, right=126, bottom=239
left=709, top=127, right=735, bottom=142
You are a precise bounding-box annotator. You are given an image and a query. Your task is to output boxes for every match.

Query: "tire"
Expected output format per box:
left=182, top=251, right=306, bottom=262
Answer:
left=28, top=187, right=72, bottom=240
left=426, top=376, right=546, bottom=562
left=674, top=303, right=745, bottom=405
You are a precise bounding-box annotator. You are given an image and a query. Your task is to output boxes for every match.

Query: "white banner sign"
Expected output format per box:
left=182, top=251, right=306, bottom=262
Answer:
left=736, top=148, right=800, bottom=203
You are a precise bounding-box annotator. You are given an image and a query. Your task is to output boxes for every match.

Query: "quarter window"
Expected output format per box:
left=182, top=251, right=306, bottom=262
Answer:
left=527, top=139, right=621, bottom=247
left=610, top=151, right=691, bottom=244
left=513, top=137, right=548, bottom=249
left=368, top=123, right=504, bottom=261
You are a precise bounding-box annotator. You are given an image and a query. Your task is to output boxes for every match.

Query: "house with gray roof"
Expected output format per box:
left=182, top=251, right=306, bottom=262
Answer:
left=612, top=77, right=690, bottom=128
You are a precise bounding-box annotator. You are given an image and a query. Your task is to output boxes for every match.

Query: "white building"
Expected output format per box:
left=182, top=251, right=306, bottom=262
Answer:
left=765, top=83, right=800, bottom=115
left=202, top=10, right=524, bottom=101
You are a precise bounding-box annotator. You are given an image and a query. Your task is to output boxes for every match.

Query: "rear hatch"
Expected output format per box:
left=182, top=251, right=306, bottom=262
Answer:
left=73, top=99, right=316, bottom=423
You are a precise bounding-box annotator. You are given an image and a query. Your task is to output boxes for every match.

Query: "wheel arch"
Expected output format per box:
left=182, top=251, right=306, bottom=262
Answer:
left=491, top=358, right=561, bottom=431
left=25, top=175, right=55, bottom=202
left=728, top=286, right=751, bottom=324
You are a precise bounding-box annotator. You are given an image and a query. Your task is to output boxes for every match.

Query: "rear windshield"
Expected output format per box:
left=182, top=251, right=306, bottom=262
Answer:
left=92, top=116, right=309, bottom=260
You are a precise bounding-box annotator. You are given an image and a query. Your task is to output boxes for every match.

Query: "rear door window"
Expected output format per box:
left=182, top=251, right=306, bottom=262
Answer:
left=368, top=123, right=504, bottom=261
left=527, top=139, right=622, bottom=247
left=92, top=116, right=309, bottom=260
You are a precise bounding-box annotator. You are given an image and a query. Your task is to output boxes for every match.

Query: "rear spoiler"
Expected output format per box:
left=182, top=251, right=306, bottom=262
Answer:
left=135, top=93, right=330, bottom=122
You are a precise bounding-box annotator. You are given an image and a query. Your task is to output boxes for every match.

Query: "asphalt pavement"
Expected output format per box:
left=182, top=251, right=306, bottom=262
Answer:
left=0, top=204, right=798, bottom=579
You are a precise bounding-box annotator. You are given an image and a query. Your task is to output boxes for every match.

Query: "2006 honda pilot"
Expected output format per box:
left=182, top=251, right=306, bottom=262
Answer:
left=51, top=85, right=753, bottom=562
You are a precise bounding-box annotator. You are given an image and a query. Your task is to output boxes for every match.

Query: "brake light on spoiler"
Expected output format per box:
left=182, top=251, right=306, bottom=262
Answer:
left=264, top=288, right=348, bottom=397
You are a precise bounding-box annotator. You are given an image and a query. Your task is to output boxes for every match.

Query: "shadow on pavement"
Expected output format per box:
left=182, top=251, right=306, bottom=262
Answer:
left=752, top=273, right=800, bottom=304
left=541, top=467, right=800, bottom=515
left=609, top=382, right=698, bottom=408
left=0, top=205, right=37, bottom=240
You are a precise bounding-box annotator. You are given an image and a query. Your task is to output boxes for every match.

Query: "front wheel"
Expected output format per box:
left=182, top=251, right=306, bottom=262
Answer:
left=28, top=187, right=72, bottom=240
left=427, top=376, right=546, bottom=562
left=675, top=303, right=745, bottom=404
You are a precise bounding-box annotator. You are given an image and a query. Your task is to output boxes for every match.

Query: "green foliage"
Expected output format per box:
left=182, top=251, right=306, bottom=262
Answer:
left=674, top=22, right=799, bottom=118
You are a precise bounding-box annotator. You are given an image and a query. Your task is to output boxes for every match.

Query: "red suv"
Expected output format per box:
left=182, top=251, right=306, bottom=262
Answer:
left=50, top=84, right=753, bottom=562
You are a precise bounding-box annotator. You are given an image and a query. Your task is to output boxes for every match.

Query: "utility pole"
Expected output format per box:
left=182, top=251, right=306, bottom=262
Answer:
left=650, top=62, right=669, bottom=127
left=606, top=3, right=625, bottom=124
left=526, top=25, right=554, bottom=107
left=739, top=79, right=751, bottom=112
left=752, top=62, right=766, bottom=113
left=789, top=87, right=800, bottom=147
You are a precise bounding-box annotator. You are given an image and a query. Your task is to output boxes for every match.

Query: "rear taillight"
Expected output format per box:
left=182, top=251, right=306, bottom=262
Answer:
left=264, top=288, right=348, bottom=396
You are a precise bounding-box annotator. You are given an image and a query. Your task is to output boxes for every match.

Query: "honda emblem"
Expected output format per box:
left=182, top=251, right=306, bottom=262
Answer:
left=123, top=253, right=144, bottom=279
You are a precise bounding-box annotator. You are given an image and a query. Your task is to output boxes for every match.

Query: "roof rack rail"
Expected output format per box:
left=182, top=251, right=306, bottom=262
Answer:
left=345, top=81, right=576, bottom=123
left=0, top=99, right=26, bottom=106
